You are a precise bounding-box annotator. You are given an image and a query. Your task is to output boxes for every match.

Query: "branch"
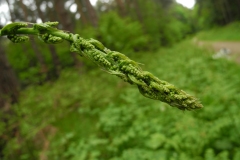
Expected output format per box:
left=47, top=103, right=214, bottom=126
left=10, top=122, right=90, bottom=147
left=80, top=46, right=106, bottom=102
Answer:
left=0, top=22, right=203, bottom=111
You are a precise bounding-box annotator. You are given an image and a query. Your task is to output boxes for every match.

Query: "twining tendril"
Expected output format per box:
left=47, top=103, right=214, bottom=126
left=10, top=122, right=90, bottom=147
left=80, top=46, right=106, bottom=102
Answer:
left=0, top=22, right=203, bottom=110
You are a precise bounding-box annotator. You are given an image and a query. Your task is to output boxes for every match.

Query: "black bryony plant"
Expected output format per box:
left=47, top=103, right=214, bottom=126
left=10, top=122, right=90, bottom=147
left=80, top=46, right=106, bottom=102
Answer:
left=0, top=22, right=203, bottom=111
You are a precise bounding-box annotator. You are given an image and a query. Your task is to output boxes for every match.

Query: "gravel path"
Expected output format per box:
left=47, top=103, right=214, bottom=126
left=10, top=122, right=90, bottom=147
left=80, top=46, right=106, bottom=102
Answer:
left=194, top=39, right=240, bottom=63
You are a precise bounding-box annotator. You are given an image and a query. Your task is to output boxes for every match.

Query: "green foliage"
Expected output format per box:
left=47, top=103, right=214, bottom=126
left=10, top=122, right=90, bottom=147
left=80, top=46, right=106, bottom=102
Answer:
left=125, top=1, right=195, bottom=47
left=1, top=68, right=119, bottom=159
left=97, top=12, right=149, bottom=53
left=5, top=42, right=45, bottom=85
left=169, top=3, right=196, bottom=39
left=76, top=12, right=149, bottom=53
left=196, top=21, right=240, bottom=41
left=194, top=0, right=240, bottom=27
left=1, top=41, right=240, bottom=159
left=1, top=1, right=240, bottom=159
left=6, top=40, right=73, bottom=85
left=134, top=0, right=164, bottom=48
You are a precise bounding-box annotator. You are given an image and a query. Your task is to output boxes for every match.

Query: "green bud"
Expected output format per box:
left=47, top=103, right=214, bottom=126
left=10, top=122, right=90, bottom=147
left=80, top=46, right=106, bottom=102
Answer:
left=45, top=21, right=59, bottom=27
left=87, top=38, right=105, bottom=51
left=7, top=35, right=29, bottom=43
left=38, top=33, right=63, bottom=44
left=34, top=23, right=58, bottom=33
left=1, top=22, right=27, bottom=35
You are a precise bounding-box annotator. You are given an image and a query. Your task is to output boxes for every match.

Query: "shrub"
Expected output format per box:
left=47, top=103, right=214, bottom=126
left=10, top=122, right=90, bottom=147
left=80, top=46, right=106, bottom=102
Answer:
left=97, top=12, right=149, bottom=53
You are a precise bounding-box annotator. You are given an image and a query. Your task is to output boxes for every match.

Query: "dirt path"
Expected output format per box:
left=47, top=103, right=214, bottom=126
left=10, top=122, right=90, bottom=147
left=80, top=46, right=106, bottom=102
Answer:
left=193, top=39, right=240, bottom=63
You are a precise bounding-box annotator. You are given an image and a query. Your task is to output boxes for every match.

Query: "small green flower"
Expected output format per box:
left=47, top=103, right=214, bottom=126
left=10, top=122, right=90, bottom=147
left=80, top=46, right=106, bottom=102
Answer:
left=7, top=35, right=29, bottom=43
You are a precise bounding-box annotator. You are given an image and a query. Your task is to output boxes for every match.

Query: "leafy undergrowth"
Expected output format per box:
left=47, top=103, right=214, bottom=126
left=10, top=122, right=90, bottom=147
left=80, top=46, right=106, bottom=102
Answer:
left=2, top=41, right=240, bottom=160
left=196, top=21, right=240, bottom=41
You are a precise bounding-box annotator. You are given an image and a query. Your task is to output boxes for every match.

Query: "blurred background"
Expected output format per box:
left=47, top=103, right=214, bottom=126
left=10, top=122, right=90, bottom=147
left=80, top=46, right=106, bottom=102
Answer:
left=0, top=0, right=240, bottom=159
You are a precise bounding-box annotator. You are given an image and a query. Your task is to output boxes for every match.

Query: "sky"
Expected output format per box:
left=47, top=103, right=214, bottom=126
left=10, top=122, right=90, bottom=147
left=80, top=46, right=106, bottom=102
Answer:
left=176, top=0, right=195, bottom=9
left=89, top=0, right=196, bottom=9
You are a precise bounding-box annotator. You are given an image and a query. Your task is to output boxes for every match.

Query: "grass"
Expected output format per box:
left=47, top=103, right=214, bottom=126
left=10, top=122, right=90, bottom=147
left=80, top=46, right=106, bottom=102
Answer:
left=3, top=40, right=240, bottom=159
left=196, top=21, right=240, bottom=41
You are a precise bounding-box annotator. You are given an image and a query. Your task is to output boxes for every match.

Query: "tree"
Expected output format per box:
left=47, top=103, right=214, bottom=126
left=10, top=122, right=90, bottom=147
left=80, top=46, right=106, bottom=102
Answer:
left=7, top=0, right=49, bottom=79
left=83, top=0, right=99, bottom=27
left=195, top=0, right=240, bottom=27
left=115, top=0, right=126, bottom=17
left=0, top=30, right=20, bottom=159
left=0, top=40, right=19, bottom=108
left=35, top=0, right=62, bottom=78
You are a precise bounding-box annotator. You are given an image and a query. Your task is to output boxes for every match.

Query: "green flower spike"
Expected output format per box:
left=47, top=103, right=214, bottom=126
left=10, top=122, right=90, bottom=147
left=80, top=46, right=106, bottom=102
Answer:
left=38, top=33, right=63, bottom=44
left=1, top=22, right=29, bottom=43
left=7, top=35, right=29, bottom=43
left=0, top=22, right=28, bottom=35
left=0, top=21, right=203, bottom=111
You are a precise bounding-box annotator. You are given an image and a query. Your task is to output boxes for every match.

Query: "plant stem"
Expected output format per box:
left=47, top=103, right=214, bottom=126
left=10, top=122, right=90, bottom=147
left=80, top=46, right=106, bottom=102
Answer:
left=0, top=22, right=203, bottom=111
